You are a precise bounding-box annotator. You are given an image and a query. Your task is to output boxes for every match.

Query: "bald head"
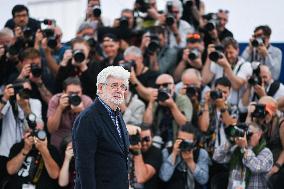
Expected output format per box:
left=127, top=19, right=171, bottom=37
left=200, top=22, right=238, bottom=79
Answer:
left=181, top=69, right=202, bottom=88
left=156, top=74, right=174, bottom=84
left=260, top=64, right=272, bottom=85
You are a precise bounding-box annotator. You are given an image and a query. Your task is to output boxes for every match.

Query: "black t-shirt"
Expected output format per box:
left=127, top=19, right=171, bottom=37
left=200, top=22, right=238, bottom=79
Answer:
left=5, top=18, right=41, bottom=34
left=142, top=145, right=162, bottom=189
left=137, top=69, right=160, bottom=89
left=7, top=141, right=61, bottom=189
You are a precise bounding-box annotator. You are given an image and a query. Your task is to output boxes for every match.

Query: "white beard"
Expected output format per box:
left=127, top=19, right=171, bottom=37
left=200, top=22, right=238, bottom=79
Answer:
left=102, top=88, right=124, bottom=105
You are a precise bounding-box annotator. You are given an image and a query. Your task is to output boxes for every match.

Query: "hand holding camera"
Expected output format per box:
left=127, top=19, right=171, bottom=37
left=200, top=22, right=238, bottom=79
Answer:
left=172, top=139, right=182, bottom=156
left=59, top=94, right=70, bottom=111
left=3, top=84, right=15, bottom=101
left=23, top=132, right=34, bottom=154
left=18, top=63, right=31, bottom=79
left=60, top=49, right=73, bottom=67
left=34, top=136, right=48, bottom=153
left=65, top=143, right=74, bottom=161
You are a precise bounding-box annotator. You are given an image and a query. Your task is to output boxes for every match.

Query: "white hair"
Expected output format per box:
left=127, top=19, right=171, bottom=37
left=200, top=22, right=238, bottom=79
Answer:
left=96, top=66, right=130, bottom=90
left=123, top=46, right=143, bottom=57
left=0, top=27, right=14, bottom=38
left=182, top=68, right=202, bottom=81
left=165, top=0, right=183, bottom=18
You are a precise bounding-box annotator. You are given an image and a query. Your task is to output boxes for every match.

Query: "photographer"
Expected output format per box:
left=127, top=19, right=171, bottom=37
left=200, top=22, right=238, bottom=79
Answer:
left=0, top=79, right=42, bottom=184
left=245, top=96, right=284, bottom=188
left=202, top=10, right=233, bottom=47
left=56, top=37, right=99, bottom=98
left=202, top=37, right=252, bottom=106
left=159, top=122, right=209, bottom=189
left=242, top=25, right=282, bottom=80
left=140, top=26, right=178, bottom=74
left=162, top=0, right=194, bottom=48
left=213, top=122, right=273, bottom=188
left=176, top=68, right=210, bottom=126
left=6, top=120, right=61, bottom=189
left=129, top=125, right=162, bottom=189
left=143, top=74, right=193, bottom=145
left=121, top=46, right=160, bottom=102
left=174, top=33, right=205, bottom=81
left=47, top=77, right=92, bottom=151
left=198, top=77, right=237, bottom=155
left=4, top=5, right=41, bottom=38
left=181, top=0, right=205, bottom=30
left=240, top=64, right=284, bottom=113
left=34, top=26, right=69, bottom=93
left=0, top=28, right=18, bottom=88
left=85, top=0, right=109, bottom=28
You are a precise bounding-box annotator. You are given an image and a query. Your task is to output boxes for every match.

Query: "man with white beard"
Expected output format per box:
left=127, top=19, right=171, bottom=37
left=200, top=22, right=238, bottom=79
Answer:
left=72, top=66, right=130, bottom=189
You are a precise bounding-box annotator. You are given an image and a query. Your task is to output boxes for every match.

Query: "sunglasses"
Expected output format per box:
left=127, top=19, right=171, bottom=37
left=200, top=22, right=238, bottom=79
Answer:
left=187, top=33, right=201, bottom=42
left=218, top=9, right=229, bottom=14
left=155, top=82, right=173, bottom=88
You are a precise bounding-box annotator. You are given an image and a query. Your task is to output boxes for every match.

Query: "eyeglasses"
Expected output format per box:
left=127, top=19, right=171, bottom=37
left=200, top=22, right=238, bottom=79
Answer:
left=155, top=82, right=173, bottom=88
left=218, top=9, right=229, bottom=14
left=103, top=82, right=128, bottom=91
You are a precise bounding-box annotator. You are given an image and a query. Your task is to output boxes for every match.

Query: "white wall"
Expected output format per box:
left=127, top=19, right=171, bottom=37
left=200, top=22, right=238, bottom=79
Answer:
left=0, top=0, right=283, bottom=42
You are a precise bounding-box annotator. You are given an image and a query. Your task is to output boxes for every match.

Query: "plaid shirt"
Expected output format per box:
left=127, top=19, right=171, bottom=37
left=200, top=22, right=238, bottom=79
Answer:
left=213, top=144, right=273, bottom=189
left=98, top=97, right=122, bottom=138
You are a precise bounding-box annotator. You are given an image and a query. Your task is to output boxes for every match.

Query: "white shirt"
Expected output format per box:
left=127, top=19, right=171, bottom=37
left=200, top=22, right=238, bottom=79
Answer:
left=210, top=57, right=253, bottom=105
left=0, top=98, right=42, bottom=157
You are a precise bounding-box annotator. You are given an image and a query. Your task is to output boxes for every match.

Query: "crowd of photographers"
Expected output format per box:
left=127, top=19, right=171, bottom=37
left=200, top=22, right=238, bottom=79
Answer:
left=0, top=0, right=283, bottom=188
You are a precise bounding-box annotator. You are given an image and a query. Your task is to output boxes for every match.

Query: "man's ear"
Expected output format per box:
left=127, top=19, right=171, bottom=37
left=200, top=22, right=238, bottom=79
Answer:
left=97, top=83, right=103, bottom=94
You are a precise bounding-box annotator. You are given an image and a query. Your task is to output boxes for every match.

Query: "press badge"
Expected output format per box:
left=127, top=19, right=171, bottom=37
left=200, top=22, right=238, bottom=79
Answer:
left=232, top=180, right=245, bottom=189
left=22, top=184, right=36, bottom=189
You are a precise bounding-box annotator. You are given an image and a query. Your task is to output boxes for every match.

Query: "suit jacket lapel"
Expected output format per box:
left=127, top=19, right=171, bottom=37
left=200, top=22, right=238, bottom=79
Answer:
left=118, top=113, right=130, bottom=153
left=95, top=99, right=125, bottom=154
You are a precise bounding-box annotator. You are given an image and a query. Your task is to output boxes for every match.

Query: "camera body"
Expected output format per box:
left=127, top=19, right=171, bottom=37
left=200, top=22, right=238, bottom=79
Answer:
left=251, top=104, right=266, bottom=118
left=203, top=13, right=219, bottom=31
left=188, top=48, right=199, bottom=61
left=73, top=49, right=86, bottom=63
left=179, top=139, right=195, bottom=152
left=119, top=16, right=129, bottom=29
left=146, top=34, right=160, bottom=55
left=210, top=90, right=223, bottom=100
left=225, top=123, right=253, bottom=141
left=92, top=5, right=101, bottom=17
left=31, top=64, right=42, bottom=77
left=186, top=85, right=198, bottom=98
left=135, top=0, right=150, bottom=13
left=121, top=60, right=136, bottom=72
left=248, top=75, right=261, bottom=86
left=26, top=113, right=46, bottom=141
left=129, top=132, right=141, bottom=145
left=209, top=45, right=224, bottom=62
left=11, top=83, right=30, bottom=99
left=68, top=93, right=82, bottom=106
left=251, top=37, right=264, bottom=48
left=157, top=88, right=170, bottom=102
left=42, top=28, right=57, bottom=49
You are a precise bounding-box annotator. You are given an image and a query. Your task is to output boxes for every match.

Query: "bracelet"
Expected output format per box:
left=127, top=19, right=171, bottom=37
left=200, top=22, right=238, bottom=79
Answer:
left=274, top=162, right=282, bottom=169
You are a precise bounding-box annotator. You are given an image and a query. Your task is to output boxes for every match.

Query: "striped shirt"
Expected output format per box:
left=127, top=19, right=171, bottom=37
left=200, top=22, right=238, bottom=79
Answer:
left=98, top=97, right=122, bottom=138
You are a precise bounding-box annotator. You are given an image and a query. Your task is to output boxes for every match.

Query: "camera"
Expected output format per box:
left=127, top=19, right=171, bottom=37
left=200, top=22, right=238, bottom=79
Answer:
left=121, top=60, right=136, bottom=72
left=92, top=5, right=102, bottom=17
left=73, top=49, right=86, bottom=63
left=188, top=48, right=199, bottom=61
left=248, top=62, right=261, bottom=86
left=209, top=45, right=224, bottom=62
left=165, top=1, right=175, bottom=26
left=22, top=27, right=33, bottom=39
left=68, top=93, right=82, bottom=106
left=83, top=35, right=97, bottom=48
left=248, top=75, right=261, bottom=86
left=210, top=90, right=223, bottom=100
left=251, top=37, right=264, bottom=48
left=225, top=123, right=253, bottom=141
left=179, top=139, right=195, bottom=152
left=129, top=131, right=141, bottom=145
left=11, top=83, right=31, bottom=99
left=7, top=38, right=26, bottom=56
left=186, top=85, right=198, bottom=98
left=26, top=113, right=46, bottom=141
left=135, top=0, right=150, bottom=13
left=146, top=34, right=160, bottom=54
left=251, top=104, right=266, bottom=118
left=203, top=13, right=219, bottom=31
left=157, top=88, right=170, bottom=102
left=31, top=64, right=42, bottom=77
left=42, top=28, right=57, bottom=49
left=119, top=16, right=129, bottom=29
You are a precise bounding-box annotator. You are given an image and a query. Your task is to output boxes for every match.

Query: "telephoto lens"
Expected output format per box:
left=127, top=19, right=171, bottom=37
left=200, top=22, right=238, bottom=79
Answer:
left=73, top=50, right=86, bottom=63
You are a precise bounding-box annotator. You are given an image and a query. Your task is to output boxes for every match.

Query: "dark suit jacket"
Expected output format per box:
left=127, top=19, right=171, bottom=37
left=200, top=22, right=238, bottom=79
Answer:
left=72, top=98, right=129, bottom=189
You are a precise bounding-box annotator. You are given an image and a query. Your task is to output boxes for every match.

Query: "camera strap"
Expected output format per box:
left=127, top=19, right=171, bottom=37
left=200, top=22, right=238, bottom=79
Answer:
left=266, top=81, right=280, bottom=97
left=32, top=156, right=44, bottom=184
